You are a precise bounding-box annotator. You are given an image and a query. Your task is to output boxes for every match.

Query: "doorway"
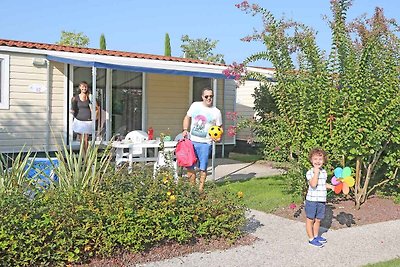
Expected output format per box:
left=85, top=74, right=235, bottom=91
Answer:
left=68, top=66, right=143, bottom=144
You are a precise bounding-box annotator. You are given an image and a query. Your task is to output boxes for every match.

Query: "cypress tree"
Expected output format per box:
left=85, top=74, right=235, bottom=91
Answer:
left=164, top=33, right=171, bottom=56
left=100, top=33, right=107, bottom=50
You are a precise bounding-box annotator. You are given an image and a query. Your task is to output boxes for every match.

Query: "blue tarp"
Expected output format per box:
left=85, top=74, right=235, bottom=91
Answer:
left=26, top=158, right=59, bottom=187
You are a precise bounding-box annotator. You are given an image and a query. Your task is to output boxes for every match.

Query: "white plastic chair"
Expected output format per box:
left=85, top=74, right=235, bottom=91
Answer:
left=115, top=130, right=148, bottom=171
left=173, top=133, right=186, bottom=176
left=153, top=133, right=180, bottom=179
left=153, top=149, right=178, bottom=180
left=125, top=130, right=148, bottom=145
left=174, top=133, right=184, bottom=141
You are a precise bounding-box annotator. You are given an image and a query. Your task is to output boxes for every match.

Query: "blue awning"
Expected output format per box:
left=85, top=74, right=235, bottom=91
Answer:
left=47, top=55, right=229, bottom=79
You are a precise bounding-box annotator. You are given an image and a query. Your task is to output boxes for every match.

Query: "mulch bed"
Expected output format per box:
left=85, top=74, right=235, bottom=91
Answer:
left=272, top=196, right=400, bottom=229
left=75, top=235, right=258, bottom=266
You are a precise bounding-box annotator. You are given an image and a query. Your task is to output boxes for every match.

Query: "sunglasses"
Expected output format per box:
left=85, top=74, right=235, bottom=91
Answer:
left=203, top=95, right=214, bottom=99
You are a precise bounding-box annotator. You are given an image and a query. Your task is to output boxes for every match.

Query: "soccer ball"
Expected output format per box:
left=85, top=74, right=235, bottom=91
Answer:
left=208, top=126, right=223, bottom=140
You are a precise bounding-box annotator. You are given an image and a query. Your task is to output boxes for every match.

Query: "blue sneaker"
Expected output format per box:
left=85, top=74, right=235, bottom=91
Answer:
left=309, top=238, right=324, bottom=248
left=314, top=236, right=327, bottom=243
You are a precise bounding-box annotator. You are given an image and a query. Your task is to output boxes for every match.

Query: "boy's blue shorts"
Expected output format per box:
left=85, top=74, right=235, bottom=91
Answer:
left=305, top=200, right=326, bottom=220
left=187, top=141, right=211, bottom=172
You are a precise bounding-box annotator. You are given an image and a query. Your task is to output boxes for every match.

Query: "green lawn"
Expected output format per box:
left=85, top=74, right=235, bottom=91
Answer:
left=217, top=175, right=301, bottom=213
left=220, top=152, right=300, bottom=212
left=364, top=258, right=400, bottom=267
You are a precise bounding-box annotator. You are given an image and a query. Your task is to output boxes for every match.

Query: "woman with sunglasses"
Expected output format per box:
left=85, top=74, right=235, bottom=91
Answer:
left=182, top=87, right=222, bottom=192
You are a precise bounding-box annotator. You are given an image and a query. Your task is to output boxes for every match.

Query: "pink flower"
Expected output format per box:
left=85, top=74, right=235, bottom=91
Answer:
left=241, top=36, right=253, bottom=42
left=222, top=69, right=230, bottom=76
left=235, top=1, right=250, bottom=10
left=289, top=203, right=297, bottom=209
left=251, top=4, right=259, bottom=10
left=226, top=111, right=238, bottom=121
left=223, top=62, right=247, bottom=81
left=227, top=126, right=237, bottom=137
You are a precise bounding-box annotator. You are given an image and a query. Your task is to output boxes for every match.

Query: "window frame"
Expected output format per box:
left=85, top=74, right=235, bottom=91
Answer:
left=0, top=54, right=10, bottom=109
left=192, top=77, right=212, bottom=102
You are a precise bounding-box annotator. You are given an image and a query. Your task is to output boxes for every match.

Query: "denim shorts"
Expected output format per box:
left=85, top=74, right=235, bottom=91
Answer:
left=305, top=200, right=326, bottom=220
left=187, top=141, right=211, bottom=171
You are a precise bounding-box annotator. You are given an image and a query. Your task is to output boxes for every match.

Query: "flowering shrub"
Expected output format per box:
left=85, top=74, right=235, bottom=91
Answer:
left=0, top=163, right=246, bottom=266
left=232, top=0, right=400, bottom=208
left=223, top=62, right=247, bottom=87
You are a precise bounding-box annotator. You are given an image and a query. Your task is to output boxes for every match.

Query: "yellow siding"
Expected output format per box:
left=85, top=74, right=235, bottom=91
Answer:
left=146, top=74, right=190, bottom=139
left=221, top=79, right=236, bottom=144
left=48, top=62, right=66, bottom=150
left=0, top=53, right=65, bottom=153
left=0, top=51, right=237, bottom=153
left=146, top=75, right=236, bottom=145
left=235, top=80, right=261, bottom=141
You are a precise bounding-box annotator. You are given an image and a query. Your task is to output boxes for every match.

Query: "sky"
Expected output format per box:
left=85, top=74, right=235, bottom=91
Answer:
left=1, top=0, right=398, bottom=68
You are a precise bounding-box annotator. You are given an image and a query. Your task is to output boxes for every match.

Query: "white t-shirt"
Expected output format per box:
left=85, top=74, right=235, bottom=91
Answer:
left=187, top=101, right=222, bottom=143
left=306, top=168, right=327, bottom=202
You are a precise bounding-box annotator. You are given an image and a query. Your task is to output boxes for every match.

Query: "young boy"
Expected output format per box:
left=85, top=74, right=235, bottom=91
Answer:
left=305, top=148, right=334, bottom=248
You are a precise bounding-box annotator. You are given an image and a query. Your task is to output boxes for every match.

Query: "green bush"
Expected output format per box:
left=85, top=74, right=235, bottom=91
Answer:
left=235, top=0, right=400, bottom=209
left=0, top=163, right=246, bottom=266
left=283, top=162, right=308, bottom=200
left=0, top=150, right=36, bottom=194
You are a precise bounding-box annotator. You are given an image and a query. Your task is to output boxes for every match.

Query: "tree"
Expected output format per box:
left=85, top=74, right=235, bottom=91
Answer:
left=180, top=34, right=224, bottom=63
left=164, top=33, right=171, bottom=56
left=56, top=30, right=90, bottom=47
left=100, top=33, right=107, bottom=50
left=229, top=0, right=400, bottom=209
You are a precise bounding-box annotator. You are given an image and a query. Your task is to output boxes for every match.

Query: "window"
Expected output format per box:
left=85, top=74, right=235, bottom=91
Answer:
left=0, top=54, right=10, bottom=109
left=193, top=77, right=212, bottom=102
left=112, top=70, right=143, bottom=136
left=68, top=66, right=143, bottom=142
left=71, top=67, right=107, bottom=141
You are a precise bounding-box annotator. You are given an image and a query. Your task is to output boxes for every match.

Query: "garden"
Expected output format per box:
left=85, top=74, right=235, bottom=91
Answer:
left=0, top=144, right=247, bottom=266
left=1, top=0, right=399, bottom=266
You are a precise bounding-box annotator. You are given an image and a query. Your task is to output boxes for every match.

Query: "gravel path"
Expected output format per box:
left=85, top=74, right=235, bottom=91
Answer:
left=138, top=210, right=400, bottom=267
left=137, top=159, right=399, bottom=266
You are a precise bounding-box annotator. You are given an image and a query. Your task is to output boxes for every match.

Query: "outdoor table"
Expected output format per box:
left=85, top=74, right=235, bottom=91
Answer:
left=112, top=140, right=177, bottom=170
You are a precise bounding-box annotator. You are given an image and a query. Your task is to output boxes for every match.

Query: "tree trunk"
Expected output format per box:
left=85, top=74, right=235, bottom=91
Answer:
left=361, top=164, right=373, bottom=203
left=354, top=159, right=362, bottom=210
left=355, top=160, right=374, bottom=209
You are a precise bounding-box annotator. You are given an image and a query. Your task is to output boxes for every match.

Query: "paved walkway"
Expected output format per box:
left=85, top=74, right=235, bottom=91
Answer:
left=206, top=158, right=285, bottom=182
left=139, top=159, right=400, bottom=267
left=140, top=211, right=400, bottom=267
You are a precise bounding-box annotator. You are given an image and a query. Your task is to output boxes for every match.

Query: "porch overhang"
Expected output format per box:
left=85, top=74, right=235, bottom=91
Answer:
left=47, top=55, right=229, bottom=79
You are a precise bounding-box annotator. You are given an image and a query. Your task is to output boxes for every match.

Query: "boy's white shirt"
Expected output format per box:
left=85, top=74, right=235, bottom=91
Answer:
left=306, top=168, right=327, bottom=202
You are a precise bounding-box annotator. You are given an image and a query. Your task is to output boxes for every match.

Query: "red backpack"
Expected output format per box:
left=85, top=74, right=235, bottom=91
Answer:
left=175, top=138, right=197, bottom=167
